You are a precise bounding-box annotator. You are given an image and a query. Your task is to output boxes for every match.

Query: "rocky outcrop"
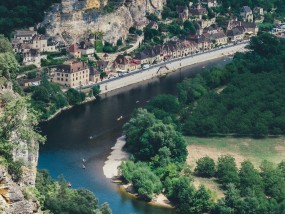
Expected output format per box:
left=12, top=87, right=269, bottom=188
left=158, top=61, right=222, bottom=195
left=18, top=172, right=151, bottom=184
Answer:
left=0, top=166, right=41, bottom=214
left=41, top=0, right=166, bottom=44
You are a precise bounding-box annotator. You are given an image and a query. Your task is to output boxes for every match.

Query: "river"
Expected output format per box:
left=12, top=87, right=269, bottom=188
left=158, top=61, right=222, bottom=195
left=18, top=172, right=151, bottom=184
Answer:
left=38, top=57, right=230, bottom=214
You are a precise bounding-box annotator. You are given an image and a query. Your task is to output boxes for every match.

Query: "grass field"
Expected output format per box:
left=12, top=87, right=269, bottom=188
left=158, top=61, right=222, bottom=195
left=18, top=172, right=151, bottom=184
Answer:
left=185, top=136, right=285, bottom=167
left=185, top=136, right=285, bottom=199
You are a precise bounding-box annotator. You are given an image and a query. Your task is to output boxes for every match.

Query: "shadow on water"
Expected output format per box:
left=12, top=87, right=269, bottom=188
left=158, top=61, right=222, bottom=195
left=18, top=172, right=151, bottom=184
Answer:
left=38, top=57, right=230, bottom=214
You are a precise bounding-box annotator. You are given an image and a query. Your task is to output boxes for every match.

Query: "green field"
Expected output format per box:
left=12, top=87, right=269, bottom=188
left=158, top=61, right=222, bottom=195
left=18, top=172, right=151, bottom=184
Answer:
left=185, top=136, right=285, bottom=199
left=185, top=136, right=285, bottom=167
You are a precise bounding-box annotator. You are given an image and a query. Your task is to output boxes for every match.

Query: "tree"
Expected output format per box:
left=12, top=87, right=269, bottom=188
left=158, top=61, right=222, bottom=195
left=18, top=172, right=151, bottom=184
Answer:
left=195, top=156, right=216, bottom=177
left=92, top=85, right=101, bottom=96
left=27, top=71, right=37, bottom=79
left=0, top=52, right=19, bottom=79
left=66, top=88, right=83, bottom=105
left=216, top=156, right=239, bottom=187
left=260, top=160, right=285, bottom=202
left=0, top=34, right=13, bottom=53
left=130, top=164, right=162, bottom=201
left=32, top=86, right=50, bottom=103
left=278, top=160, right=285, bottom=178
left=183, top=20, right=196, bottom=34
left=239, top=160, right=264, bottom=196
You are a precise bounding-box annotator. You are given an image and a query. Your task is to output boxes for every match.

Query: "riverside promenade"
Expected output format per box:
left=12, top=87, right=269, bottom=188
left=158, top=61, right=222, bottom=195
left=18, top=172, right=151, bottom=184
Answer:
left=83, top=41, right=249, bottom=94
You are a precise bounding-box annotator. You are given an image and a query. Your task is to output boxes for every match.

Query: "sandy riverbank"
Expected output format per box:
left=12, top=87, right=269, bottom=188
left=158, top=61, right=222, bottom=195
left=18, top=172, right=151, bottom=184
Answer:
left=103, top=136, right=129, bottom=178
left=103, top=136, right=174, bottom=208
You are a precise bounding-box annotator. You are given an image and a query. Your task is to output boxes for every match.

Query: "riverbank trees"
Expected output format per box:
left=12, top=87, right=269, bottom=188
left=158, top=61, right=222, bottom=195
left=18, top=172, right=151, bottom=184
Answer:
left=36, top=170, right=112, bottom=214
left=121, top=33, right=285, bottom=212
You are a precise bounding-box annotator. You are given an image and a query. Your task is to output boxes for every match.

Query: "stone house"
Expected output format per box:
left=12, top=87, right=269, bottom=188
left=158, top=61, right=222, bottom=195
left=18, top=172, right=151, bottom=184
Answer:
left=241, top=22, right=259, bottom=35
left=113, top=55, right=131, bottom=71
left=22, top=49, right=47, bottom=67
left=79, top=41, right=95, bottom=56
left=97, top=60, right=111, bottom=73
left=31, top=35, right=56, bottom=52
left=198, top=18, right=216, bottom=29
left=240, top=6, right=253, bottom=22
left=189, top=4, right=208, bottom=21
left=14, top=30, right=37, bottom=43
left=19, top=77, right=42, bottom=87
left=227, top=27, right=245, bottom=42
left=89, top=67, right=101, bottom=83
left=210, top=31, right=228, bottom=46
left=187, top=34, right=211, bottom=51
left=201, top=0, right=218, bottom=8
left=52, top=60, right=89, bottom=87
left=176, top=6, right=189, bottom=22
left=69, top=44, right=82, bottom=58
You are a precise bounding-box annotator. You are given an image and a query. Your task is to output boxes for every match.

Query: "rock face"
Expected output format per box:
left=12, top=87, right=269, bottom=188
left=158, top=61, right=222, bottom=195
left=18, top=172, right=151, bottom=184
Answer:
left=0, top=166, right=41, bottom=214
left=41, top=0, right=166, bottom=44
left=0, top=87, right=41, bottom=214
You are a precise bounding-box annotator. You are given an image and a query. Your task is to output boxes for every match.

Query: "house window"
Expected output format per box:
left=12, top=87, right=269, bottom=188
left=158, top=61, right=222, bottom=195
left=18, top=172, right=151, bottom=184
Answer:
left=57, top=73, right=60, bottom=76
left=57, top=78, right=60, bottom=81
left=61, top=78, right=63, bottom=81
left=66, top=79, right=68, bottom=81
left=65, top=74, right=68, bottom=77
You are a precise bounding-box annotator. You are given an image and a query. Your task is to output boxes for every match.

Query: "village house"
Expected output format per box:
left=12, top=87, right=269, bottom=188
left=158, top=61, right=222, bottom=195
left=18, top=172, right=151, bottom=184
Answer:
left=241, top=22, right=259, bottom=35
left=79, top=41, right=95, bottom=57
left=187, top=34, right=211, bottom=51
left=22, top=48, right=47, bottom=67
left=97, top=60, right=111, bottom=73
left=19, top=77, right=42, bottom=88
left=30, top=35, right=56, bottom=52
left=113, top=55, right=129, bottom=71
left=13, top=29, right=56, bottom=53
left=227, top=27, right=245, bottom=42
left=240, top=6, right=254, bottom=22
left=189, top=4, right=208, bottom=21
left=89, top=67, right=101, bottom=83
left=69, top=44, right=82, bottom=58
left=201, top=0, right=218, bottom=8
left=198, top=18, right=216, bottom=29
left=14, top=29, right=37, bottom=43
left=52, top=60, right=89, bottom=87
left=210, top=31, right=228, bottom=46
left=176, top=6, right=189, bottom=22
left=113, top=55, right=140, bottom=72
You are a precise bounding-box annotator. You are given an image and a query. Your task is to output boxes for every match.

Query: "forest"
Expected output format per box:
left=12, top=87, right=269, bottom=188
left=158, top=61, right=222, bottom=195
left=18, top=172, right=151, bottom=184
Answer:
left=121, top=33, right=285, bottom=213
left=0, top=0, right=60, bottom=37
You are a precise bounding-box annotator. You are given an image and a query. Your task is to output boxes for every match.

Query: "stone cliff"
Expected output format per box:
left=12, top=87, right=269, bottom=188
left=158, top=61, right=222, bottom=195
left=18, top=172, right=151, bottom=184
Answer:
left=0, top=86, right=42, bottom=214
left=41, top=0, right=166, bottom=44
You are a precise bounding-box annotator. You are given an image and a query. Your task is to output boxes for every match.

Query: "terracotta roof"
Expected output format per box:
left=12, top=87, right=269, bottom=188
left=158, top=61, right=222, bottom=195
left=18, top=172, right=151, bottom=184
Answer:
left=69, top=44, right=79, bottom=53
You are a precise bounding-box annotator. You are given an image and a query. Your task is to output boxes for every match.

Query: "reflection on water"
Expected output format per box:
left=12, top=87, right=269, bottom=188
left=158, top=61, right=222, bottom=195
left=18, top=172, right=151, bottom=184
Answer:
left=39, top=57, right=230, bottom=214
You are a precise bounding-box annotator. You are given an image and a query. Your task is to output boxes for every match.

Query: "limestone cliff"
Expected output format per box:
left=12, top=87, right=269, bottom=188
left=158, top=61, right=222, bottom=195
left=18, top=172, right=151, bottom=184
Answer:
left=41, top=0, right=166, bottom=44
left=0, top=85, right=42, bottom=214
